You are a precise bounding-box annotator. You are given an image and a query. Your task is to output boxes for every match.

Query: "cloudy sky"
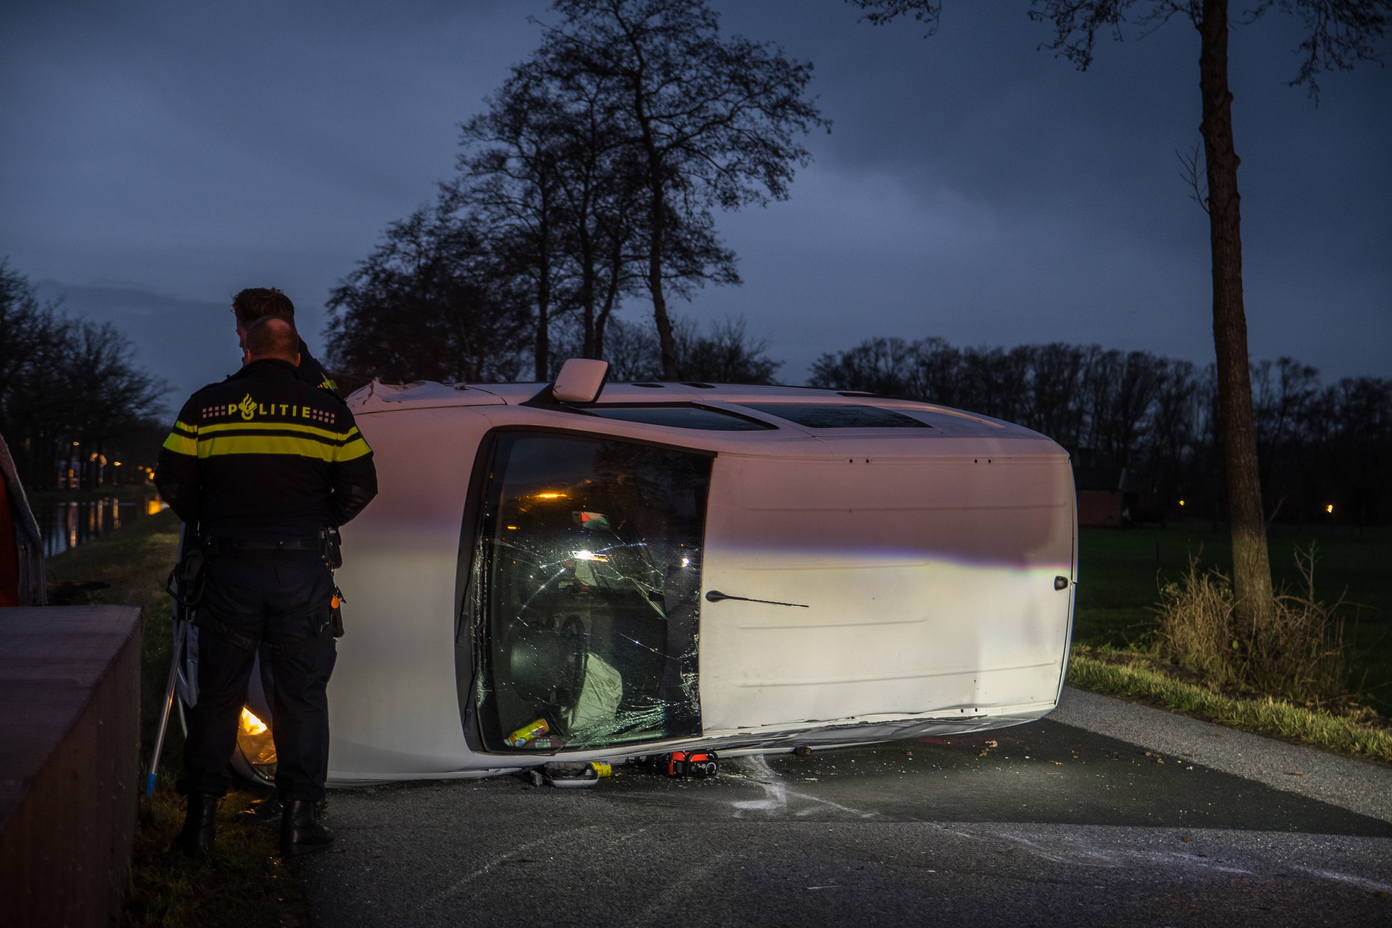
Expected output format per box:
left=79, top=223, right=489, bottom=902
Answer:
left=2, top=0, right=1387, bottom=402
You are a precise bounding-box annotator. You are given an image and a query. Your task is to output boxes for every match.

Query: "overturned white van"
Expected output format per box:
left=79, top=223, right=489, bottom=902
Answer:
left=231, top=363, right=1077, bottom=786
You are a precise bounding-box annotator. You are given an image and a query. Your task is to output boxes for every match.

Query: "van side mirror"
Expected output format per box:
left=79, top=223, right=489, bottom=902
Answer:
left=552, top=359, right=610, bottom=404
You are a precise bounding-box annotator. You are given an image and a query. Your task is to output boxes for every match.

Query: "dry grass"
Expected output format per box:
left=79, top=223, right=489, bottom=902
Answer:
left=1154, top=544, right=1350, bottom=706
left=1068, top=645, right=1392, bottom=763
left=124, top=791, right=308, bottom=928
left=1067, top=540, right=1390, bottom=762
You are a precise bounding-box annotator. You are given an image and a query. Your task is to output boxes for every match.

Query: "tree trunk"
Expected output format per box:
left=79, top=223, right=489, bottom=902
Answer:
left=633, top=91, right=677, bottom=379
left=595, top=234, right=624, bottom=361
left=1197, top=0, right=1273, bottom=625
left=534, top=287, right=550, bottom=381
left=647, top=180, right=677, bottom=380
left=580, top=223, right=597, bottom=358
left=534, top=208, right=552, bottom=382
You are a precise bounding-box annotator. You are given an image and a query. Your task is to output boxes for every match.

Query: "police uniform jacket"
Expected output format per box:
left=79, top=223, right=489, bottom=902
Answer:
left=155, top=358, right=377, bottom=541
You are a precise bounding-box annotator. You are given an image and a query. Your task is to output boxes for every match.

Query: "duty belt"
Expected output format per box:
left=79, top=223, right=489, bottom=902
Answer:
left=208, top=536, right=317, bottom=556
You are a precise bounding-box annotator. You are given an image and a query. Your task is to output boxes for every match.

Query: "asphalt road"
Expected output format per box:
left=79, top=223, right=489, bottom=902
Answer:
left=299, top=690, right=1392, bottom=927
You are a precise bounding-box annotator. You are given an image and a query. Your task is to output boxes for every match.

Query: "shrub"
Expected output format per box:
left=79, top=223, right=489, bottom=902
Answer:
left=1154, top=557, right=1236, bottom=687
left=1155, top=545, right=1348, bottom=705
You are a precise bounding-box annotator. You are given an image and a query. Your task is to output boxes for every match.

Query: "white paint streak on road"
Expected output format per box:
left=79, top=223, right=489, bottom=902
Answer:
left=730, top=754, right=876, bottom=820
left=1293, top=866, right=1392, bottom=894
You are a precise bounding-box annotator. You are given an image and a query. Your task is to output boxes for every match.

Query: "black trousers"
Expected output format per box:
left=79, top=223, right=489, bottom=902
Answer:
left=183, top=551, right=336, bottom=802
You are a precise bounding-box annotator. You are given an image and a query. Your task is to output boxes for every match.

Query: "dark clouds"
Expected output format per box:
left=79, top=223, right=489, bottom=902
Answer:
left=31, top=279, right=241, bottom=400
left=1, top=0, right=1387, bottom=401
left=704, top=4, right=1390, bottom=376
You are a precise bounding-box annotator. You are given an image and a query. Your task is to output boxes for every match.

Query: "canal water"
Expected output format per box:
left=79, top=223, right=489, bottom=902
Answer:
left=34, top=495, right=168, bottom=557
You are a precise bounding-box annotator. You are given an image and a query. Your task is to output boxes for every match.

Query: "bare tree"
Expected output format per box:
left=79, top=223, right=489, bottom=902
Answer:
left=1142, top=357, right=1201, bottom=502
left=546, top=0, right=828, bottom=378
left=325, top=206, right=533, bottom=384
left=1025, top=342, right=1089, bottom=446
left=809, top=336, right=922, bottom=397
left=1, top=261, right=166, bottom=489
left=674, top=317, right=782, bottom=384
left=454, top=65, right=570, bottom=380
left=592, top=314, right=781, bottom=382
left=452, top=30, right=749, bottom=373
left=528, top=51, right=646, bottom=361
left=847, top=0, right=1390, bottom=625
left=0, top=261, right=42, bottom=421
left=1252, top=356, right=1320, bottom=491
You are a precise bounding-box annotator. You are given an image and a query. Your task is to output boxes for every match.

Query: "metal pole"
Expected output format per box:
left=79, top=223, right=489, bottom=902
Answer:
left=145, top=524, right=189, bottom=798
left=145, top=619, right=186, bottom=797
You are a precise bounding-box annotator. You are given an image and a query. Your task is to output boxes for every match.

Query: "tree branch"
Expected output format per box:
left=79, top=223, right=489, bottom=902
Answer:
left=1176, top=142, right=1210, bottom=213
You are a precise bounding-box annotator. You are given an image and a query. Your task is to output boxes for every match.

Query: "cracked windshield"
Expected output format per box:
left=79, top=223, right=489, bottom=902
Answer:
left=476, top=433, right=712, bottom=753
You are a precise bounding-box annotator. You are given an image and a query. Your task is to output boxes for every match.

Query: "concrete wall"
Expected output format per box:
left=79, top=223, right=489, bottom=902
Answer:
left=0, top=606, right=142, bottom=928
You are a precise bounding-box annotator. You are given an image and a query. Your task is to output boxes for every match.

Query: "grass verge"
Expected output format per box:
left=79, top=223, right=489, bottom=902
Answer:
left=42, top=509, right=308, bottom=928
left=1073, top=522, right=1392, bottom=715
left=1068, top=644, right=1392, bottom=764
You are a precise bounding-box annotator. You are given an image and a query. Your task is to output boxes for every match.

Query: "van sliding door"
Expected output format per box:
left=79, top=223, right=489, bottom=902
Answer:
left=471, top=431, right=711, bottom=753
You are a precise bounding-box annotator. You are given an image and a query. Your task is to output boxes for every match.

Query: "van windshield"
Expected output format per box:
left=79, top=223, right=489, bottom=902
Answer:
left=471, top=432, right=711, bottom=753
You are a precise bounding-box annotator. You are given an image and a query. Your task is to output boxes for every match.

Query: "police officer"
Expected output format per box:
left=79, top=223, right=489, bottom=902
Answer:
left=229, top=286, right=339, bottom=395
left=225, top=287, right=335, bottom=828
left=155, top=315, right=377, bottom=856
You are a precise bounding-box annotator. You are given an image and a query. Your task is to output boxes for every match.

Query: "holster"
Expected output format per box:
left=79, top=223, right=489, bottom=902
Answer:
left=319, top=527, right=343, bottom=569
left=321, top=525, right=345, bottom=638
left=166, top=540, right=210, bottom=607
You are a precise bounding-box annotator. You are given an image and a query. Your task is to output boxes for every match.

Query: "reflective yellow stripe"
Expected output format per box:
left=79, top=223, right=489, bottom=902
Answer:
left=163, top=432, right=198, bottom=455
left=197, top=420, right=358, bottom=443
left=336, top=436, right=373, bottom=461
left=172, top=419, right=198, bottom=435
left=197, top=434, right=340, bottom=462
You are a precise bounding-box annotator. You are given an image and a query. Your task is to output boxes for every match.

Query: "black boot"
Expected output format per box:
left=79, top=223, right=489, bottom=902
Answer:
left=176, top=793, right=219, bottom=857
left=280, top=799, right=333, bottom=855
left=237, top=795, right=327, bottom=827
left=237, top=795, right=283, bottom=827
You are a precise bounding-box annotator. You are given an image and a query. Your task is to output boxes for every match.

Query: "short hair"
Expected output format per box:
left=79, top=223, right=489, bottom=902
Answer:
left=232, top=287, right=295, bottom=327
left=245, top=316, right=300, bottom=362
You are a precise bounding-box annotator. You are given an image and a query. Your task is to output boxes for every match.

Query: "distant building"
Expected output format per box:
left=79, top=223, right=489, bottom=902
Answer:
left=1071, top=448, right=1172, bottom=529
left=1074, top=462, right=1125, bottom=528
